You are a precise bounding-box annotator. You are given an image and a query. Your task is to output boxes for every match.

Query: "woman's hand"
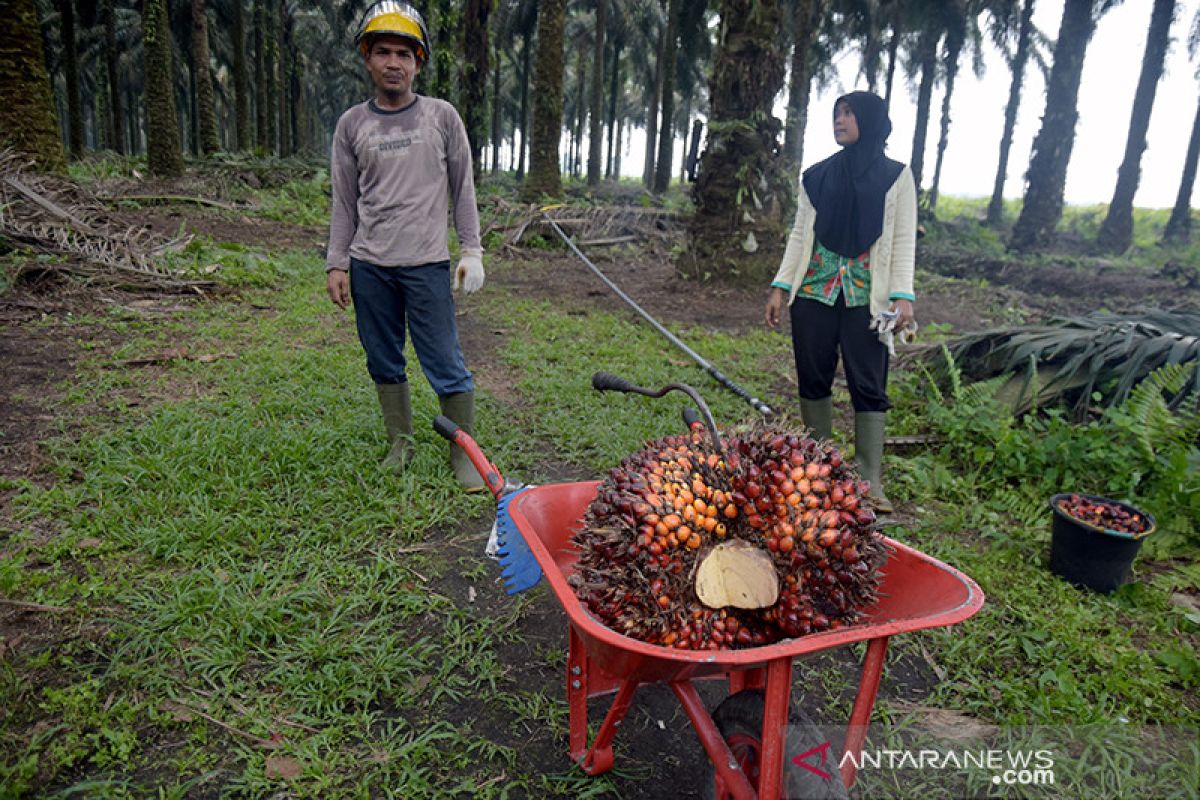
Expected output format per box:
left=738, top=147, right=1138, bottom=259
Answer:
left=890, top=298, right=915, bottom=329
left=765, top=287, right=787, bottom=329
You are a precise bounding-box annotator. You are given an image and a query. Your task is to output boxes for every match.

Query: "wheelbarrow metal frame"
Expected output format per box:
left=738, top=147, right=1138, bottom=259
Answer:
left=431, top=422, right=984, bottom=800
left=504, top=481, right=984, bottom=799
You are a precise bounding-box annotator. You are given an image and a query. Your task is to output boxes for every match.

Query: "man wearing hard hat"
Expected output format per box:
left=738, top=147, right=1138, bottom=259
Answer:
left=325, top=1, right=485, bottom=490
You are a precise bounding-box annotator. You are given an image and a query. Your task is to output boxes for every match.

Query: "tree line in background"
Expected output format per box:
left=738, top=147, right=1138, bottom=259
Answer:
left=2, top=0, right=1199, bottom=280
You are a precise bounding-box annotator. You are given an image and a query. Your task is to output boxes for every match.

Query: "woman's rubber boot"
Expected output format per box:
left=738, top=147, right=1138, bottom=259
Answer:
left=376, top=383, right=413, bottom=473
left=854, top=411, right=894, bottom=513
left=799, top=396, right=833, bottom=441
left=438, top=392, right=486, bottom=491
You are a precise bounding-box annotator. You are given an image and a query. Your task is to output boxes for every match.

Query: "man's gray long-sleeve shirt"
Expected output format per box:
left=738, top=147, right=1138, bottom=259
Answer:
left=325, top=96, right=481, bottom=272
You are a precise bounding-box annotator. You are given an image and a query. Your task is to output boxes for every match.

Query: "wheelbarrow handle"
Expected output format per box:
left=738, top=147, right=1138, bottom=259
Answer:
left=591, top=371, right=724, bottom=454
left=592, top=371, right=639, bottom=393
left=432, top=415, right=507, bottom=500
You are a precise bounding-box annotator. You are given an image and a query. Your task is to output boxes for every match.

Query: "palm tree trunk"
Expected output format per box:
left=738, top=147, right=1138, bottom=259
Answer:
left=1097, top=0, right=1177, bottom=253
left=883, top=24, right=900, bottom=110
left=462, top=0, right=490, bottom=177
left=573, top=49, right=586, bottom=177
left=643, top=26, right=663, bottom=189
left=909, top=28, right=939, bottom=193
left=104, top=0, right=126, bottom=155
left=678, top=96, right=692, bottom=183
left=988, top=0, right=1035, bottom=226
left=520, top=0, right=566, bottom=200
left=60, top=0, right=85, bottom=157
left=490, top=37, right=502, bottom=173
left=1011, top=0, right=1099, bottom=252
left=929, top=27, right=965, bottom=210
left=277, top=0, right=292, bottom=156
left=861, top=6, right=882, bottom=93
left=653, top=0, right=680, bottom=193
left=191, top=0, right=220, bottom=155
left=266, top=0, right=279, bottom=154
left=188, top=56, right=199, bottom=155
left=3, top=0, right=66, bottom=171
left=1162, top=93, right=1200, bottom=244
left=588, top=0, right=607, bottom=186
left=784, top=0, right=818, bottom=165
left=143, top=0, right=183, bottom=176
left=615, top=115, right=624, bottom=177
left=254, top=0, right=268, bottom=151
left=233, top=0, right=250, bottom=150
left=684, top=0, right=789, bottom=284
left=516, top=35, right=531, bottom=179
left=290, top=48, right=304, bottom=153
left=606, top=36, right=622, bottom=178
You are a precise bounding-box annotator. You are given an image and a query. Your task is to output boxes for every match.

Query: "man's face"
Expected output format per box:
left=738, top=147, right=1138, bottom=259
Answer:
left=365, top=36, right=421, bottom=97
left=833, top=101, right=860, bottom=147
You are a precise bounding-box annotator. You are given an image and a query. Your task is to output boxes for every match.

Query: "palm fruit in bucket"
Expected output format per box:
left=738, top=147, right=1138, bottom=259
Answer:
left=568, top=420, right=889, bottom=650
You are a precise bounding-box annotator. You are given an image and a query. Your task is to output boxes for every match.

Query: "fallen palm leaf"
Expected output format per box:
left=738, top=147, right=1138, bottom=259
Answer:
left=928, top=311, right=1200, bottom=414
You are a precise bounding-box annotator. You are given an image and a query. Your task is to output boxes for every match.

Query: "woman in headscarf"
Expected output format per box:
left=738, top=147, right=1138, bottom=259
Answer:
left=764, top=91, right=917, bottom=513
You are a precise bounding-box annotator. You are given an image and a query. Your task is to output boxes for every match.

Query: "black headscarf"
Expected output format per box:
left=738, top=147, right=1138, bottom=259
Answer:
left=801, top=91, right=905, bottom=258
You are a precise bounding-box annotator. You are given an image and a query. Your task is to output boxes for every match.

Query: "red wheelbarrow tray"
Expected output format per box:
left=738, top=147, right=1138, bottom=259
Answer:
left=505, top=480, right=986, bottom=800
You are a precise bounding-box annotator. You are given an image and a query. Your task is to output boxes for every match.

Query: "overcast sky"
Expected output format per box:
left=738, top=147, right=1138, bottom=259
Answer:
left=803, top=0, right=1200, bottom=208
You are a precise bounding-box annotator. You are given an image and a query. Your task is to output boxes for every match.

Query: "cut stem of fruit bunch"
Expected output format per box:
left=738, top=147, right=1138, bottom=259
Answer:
left=569, top=421, right=890, bottom=651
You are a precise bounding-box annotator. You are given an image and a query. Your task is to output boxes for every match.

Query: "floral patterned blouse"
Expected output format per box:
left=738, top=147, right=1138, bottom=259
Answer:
left=773, top=241, right=872, bottom=308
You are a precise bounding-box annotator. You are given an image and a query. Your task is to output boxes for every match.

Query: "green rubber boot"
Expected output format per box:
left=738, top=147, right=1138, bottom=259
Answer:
left=855, top=411, right=894, bottom=513
left=799, top=396, right=833, bottom=441
left=438, top=392, right=485, bottom=491
left=376, top=383, right=414, bottom=473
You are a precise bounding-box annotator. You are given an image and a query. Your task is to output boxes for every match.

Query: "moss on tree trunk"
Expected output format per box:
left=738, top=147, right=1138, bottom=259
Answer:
left=681, top=0, right=790, bottom=285
left=144, top=0, right=184, bottom=176
left=192, top=0, right=220, bottom=155
left=1, top=0, right=66, bottom=172
left=521, top=0, right=565, bottom=201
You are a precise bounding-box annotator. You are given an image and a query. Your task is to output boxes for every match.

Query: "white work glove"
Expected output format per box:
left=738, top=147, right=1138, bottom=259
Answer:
left=869, top=308, right=919, bottom=356
left=453, top=248, right=485, bottom=294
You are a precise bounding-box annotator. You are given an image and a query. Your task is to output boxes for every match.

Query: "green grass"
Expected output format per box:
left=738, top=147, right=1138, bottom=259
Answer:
left=0, top=251, right=551, bottom=796
left=1, top=189, right=1197, bottom=797
left=926, top=194, right=1200, bottom=277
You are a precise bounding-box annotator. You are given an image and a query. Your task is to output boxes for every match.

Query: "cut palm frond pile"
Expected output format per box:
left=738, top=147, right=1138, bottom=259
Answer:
left=926, top=311, right=1200, bottom=416
left=0, top=149, right=216, bottom=293
left=482, top=196, right=686, bottom=250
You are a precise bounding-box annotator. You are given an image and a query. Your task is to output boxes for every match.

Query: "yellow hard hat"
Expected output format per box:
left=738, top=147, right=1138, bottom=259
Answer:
left=355, top=1, right=431, bottom=63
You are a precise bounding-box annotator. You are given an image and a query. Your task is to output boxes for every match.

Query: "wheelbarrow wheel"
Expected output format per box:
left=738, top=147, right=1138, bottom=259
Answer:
left=705, top=690, right=849, bottom=800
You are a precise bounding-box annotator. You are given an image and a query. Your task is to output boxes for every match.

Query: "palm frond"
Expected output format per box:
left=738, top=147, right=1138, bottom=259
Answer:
left=930, top=311, right=1200, bottom=416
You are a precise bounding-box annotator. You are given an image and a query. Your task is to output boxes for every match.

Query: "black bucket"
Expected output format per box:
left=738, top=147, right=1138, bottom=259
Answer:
left=1048, top=494, right=1156, bottom=593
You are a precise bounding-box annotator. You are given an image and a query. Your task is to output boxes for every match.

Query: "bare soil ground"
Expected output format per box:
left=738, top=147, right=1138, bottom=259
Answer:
left=2, top=196, right=1196, bottom=797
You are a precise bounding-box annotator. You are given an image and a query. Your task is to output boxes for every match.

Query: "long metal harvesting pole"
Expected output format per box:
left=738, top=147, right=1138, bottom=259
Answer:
left=542, top=212, right=776, bottom=417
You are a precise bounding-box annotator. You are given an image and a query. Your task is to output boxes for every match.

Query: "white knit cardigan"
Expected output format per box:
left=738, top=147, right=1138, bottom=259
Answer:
left=770, top=165, right=918, bottom=318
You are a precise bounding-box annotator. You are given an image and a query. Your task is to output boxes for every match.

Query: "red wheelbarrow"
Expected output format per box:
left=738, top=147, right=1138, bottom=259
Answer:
left=434, top=415, right=985, bottom=800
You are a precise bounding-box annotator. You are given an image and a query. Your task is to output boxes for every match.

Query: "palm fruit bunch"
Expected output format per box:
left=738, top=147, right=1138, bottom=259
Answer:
left=568, top=421, right=888, bottom=650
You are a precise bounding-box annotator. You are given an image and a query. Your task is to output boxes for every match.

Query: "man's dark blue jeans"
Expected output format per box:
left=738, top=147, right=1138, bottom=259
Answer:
left=349, top=257, right=474, bottom=397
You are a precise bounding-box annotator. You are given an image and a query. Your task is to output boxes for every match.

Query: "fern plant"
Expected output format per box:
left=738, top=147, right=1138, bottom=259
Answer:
left=1119, top=363, right=1200, bottom=555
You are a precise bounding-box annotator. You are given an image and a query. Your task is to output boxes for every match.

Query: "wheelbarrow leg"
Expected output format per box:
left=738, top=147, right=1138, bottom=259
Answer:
left=568, top=625, right=637, bottom=775
left=567, top=626, right=589, bottom=762
left=672, top=680, right=757, bottom=800
left=758, top=656, right=794, bottom=800
left=840, top=636, right=889, bottom=789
